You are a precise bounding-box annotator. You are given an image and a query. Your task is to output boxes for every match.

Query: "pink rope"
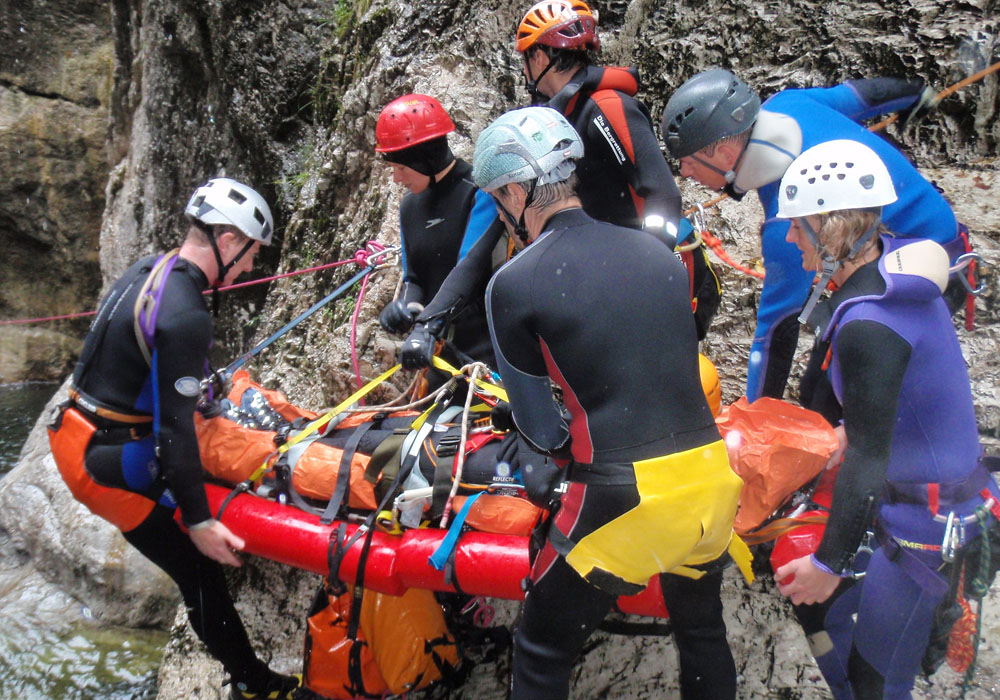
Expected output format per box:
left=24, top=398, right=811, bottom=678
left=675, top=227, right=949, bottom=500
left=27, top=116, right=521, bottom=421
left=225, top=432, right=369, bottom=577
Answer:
left=348, top=242, right=388, bottom=402
left=1, top=243, right=391, bottom=326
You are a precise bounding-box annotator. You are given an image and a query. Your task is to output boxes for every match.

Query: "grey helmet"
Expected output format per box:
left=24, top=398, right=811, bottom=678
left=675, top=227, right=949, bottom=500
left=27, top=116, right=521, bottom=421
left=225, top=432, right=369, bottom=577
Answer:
left=661, top=68, right=760, bottom=159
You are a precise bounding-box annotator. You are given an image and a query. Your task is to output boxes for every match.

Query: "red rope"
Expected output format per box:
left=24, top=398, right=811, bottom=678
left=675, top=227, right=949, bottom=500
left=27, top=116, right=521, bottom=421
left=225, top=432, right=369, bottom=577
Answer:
left=0, top=246, right=388, bottom=326
left=348, top=242, right=388, bottom=400
left=699, top=228, right=765, bottom=280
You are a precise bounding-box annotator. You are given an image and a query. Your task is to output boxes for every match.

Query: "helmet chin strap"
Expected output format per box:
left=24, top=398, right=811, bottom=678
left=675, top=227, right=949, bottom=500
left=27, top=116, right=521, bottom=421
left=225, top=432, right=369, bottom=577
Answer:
left=524, top=52, right=556, bottom=104
left=797, top=216, right=881, bottom=326
left=196, top=222, right=255, bottom=315
left=690, top=132, right=753, bottom=185
left=495, top=180, right=538, bottom=246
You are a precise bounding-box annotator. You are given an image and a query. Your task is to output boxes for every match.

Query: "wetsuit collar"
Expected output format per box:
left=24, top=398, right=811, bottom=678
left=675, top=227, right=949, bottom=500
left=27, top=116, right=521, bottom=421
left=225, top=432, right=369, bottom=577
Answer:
left=537, top=206, right=590, bottom=234
left=548, top=66, right=640, bottom=116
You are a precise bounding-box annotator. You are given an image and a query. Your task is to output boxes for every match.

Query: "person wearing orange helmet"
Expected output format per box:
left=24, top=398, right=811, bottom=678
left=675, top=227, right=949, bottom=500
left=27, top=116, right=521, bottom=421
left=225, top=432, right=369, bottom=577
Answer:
left=514, top=0, right=720, bottom=340
left=374, top=94, right=498, bottom=369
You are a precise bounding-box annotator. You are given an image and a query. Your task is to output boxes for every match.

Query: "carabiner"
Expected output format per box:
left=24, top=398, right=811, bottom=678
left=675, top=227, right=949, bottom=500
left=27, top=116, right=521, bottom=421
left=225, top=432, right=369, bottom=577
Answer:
left=949, top=252, right=986, bottom=295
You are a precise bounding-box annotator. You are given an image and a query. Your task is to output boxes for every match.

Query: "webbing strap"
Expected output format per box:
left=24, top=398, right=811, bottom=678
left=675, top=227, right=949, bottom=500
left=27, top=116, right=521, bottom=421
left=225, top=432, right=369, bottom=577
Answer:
left=432, top=356, right=508, bottom=402
left=321, top=420, right=378, bottom=524
left=429, top=491, right=483, bottom=572
left=249, top=363, right=401, bottom=483
left=133, top=249, right=181, bottom=368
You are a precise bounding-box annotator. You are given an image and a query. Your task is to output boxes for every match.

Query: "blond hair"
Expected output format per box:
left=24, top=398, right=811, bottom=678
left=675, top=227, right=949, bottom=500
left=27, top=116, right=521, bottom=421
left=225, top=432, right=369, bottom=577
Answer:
left=814, top=207, right=886, bottom=260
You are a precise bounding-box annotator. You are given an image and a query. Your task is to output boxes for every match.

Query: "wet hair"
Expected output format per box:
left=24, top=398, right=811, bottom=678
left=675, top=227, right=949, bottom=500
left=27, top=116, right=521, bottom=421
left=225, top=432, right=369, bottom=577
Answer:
left=701, top=130, right=751, bottom=157
left=526, top=45, right=593, bottom=73
left=814, top=207, right=887, bottom=260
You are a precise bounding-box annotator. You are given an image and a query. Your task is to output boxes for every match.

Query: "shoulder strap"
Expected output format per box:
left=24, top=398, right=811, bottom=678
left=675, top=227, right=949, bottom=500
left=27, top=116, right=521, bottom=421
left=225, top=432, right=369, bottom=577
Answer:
left=132, top=249, right=182, bottom=367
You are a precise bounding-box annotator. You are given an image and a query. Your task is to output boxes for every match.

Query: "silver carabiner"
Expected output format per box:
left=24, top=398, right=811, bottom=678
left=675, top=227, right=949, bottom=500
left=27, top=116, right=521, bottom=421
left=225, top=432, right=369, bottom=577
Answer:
left=847, top=530, right=875, bottom=580
left=948, top=252, right=986, bottom=295
left=691, top=203, right=708, bottom=235
left=941, top=511, right=966, bottom=563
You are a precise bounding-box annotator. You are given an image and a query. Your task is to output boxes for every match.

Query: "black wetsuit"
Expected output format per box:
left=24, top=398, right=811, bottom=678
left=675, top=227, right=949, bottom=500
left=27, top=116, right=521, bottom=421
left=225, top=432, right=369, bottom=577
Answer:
left=397, top=159, right=495, bottom=363
left=486, top=208, right=740, bottom=700
left=66, top=254, right=272, bottom=687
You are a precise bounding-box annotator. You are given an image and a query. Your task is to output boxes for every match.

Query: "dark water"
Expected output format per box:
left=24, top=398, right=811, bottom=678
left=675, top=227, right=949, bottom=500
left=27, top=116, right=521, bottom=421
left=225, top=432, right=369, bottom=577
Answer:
left=0, top=383, right=166, bottom=699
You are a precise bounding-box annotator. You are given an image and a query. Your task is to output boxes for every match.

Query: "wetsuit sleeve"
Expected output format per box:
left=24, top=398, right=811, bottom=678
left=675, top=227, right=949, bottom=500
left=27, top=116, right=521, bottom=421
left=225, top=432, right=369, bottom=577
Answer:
left=746, top=186, right=815, bottom=401
left=485, top=266, right=570, bottom=454
left=586, top=93, right=682, bottom=240
left=459, top=190, right=499, bottom=260
left=415, top=217, right=506, bottom=325
left=397, top=204, right=425, bottom=307
left=800, top=81, right=926, bottom=122
left=152, top=308, right=214, bottom=526
left=814, top=319, right=912, bottom=573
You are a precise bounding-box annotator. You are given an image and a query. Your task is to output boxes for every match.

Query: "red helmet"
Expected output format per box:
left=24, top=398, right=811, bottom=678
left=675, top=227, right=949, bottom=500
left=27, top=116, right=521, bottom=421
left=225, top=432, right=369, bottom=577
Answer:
left=374, top=94, right=455, bottom=153
left=516, top=0, right=600, bottom=53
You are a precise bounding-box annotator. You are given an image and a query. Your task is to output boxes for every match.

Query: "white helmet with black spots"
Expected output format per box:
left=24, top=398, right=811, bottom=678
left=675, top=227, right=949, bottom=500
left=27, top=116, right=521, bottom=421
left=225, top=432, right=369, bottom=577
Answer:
left=185, top=177, right=274, bottom=245
left=472, top=106, right=584, bottom=193
left=777, top=139, right=897, bottom=219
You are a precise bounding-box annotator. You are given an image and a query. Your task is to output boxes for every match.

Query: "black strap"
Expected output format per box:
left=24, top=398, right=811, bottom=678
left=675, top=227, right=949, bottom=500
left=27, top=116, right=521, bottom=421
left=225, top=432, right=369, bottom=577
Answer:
left=598, top=618, right=674, bottom=637
left=321, top=419, right=379, bottom=525
left=215, top=481, right=250, bottom=521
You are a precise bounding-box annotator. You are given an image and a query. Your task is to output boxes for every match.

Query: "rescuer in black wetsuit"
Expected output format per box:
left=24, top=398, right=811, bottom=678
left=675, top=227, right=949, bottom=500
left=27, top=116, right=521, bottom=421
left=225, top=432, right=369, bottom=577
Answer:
left=397, top=2, right=717, bottom=372
left=472, top=105, right=749, bottom=700
left=47, top=179, right=309, bottom=700
left=374, top=94, right=497, bottom=368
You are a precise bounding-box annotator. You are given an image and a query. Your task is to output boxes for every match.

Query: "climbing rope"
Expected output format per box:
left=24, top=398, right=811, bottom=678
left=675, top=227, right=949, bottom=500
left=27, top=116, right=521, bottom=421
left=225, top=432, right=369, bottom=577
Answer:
left=0, top=242, right=394, bottom=326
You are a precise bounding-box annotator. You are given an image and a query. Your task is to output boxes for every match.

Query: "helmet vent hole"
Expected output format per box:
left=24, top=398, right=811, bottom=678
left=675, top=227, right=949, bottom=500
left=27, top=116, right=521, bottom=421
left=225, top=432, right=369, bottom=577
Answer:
left=822, top=174, right=830, bottom=181
left=846, top=161, right=855, bottom=168
left=837, top=173, right=846, bottom=180
left=859, top=174, right=875, bottom=190
left=193, top=195, right=205, bottom=207
left=254, top=209, right=266, bottom=225
left=817, top=198, right=825, bottom=206
left=227, top=189, right=247, bottom=205
left=807, top=177, right=816, bottom=184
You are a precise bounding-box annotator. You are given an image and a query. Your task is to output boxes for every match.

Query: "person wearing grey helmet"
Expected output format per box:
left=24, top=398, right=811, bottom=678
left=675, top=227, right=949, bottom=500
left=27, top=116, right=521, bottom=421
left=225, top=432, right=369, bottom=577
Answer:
left=48, top=178, right=315, bottom=700
left=478, top=105, right=747, bottom=700
left=661, top=68, right=966, bottom=407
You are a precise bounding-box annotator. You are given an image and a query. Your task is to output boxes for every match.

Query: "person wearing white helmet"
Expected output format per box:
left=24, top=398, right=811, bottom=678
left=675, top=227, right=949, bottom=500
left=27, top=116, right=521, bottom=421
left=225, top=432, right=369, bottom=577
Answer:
left=662, top=69, right=967, bottom=405
left=48, top=179, right=311, bottom=699
left=477, top=106, right=749, bottom=700
left=770, top=141, right=1000, bottom=700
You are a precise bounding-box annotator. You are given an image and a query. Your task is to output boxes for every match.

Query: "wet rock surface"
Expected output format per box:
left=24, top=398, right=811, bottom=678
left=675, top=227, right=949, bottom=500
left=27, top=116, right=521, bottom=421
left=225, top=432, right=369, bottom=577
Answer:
left=1, top=1, right=998, bottom=698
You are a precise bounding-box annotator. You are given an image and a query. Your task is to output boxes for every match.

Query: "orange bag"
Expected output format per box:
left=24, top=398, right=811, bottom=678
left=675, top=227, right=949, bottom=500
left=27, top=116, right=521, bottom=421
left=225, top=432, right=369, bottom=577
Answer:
left=303, top=584, right=387, bottom=699
left=453, top=494, right=542, bottom=537
left=360, top=588, right=460, bottom=695
left=715, top=397, right=839, bottom=535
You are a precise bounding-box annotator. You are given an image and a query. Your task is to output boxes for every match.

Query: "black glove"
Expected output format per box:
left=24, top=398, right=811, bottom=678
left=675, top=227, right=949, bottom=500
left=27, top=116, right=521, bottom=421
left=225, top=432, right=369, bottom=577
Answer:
left=400, top=324, right=436, bottom=370
left=490, top=400, right=515, bottom=432
left=379, top=299, right=416, bottom=335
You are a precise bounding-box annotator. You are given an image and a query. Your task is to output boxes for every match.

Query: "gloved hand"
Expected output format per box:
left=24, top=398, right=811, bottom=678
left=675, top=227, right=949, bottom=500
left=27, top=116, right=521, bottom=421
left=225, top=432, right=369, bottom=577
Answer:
left=379, top=299, right=417, bottom=334
left=401, top=324, right=436, bottom=370
left=899, top=84, right=940, bottom=130
left=490, top=400, right=515, bottom=432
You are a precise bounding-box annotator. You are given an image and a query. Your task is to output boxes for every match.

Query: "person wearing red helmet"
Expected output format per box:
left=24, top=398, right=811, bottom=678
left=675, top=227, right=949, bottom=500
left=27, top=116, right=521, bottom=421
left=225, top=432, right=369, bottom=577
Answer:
left=514, top=0, right=720, bottom=339
left=374, top=94, right=498, bottom=369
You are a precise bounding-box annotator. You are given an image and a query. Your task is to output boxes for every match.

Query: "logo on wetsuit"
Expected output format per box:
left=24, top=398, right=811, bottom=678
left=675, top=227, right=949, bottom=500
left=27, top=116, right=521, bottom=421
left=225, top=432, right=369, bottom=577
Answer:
left=593, top=114, right=627, bottom=165
left=425, top=218, right=445, bottom=228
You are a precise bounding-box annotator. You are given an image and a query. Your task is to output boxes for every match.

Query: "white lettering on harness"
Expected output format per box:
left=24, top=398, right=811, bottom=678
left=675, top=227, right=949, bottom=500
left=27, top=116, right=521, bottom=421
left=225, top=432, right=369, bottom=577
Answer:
left=593, top=114, right=627, bottom=165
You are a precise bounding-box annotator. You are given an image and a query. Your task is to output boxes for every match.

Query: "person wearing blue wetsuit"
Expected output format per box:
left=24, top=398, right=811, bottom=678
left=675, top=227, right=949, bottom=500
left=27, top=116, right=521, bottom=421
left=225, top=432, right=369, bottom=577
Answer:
left=769, top=140, right=999, bottom=700
left=47, top=179, right=311, bottom=700
left=661, top=68, right=966, bottom=402
left=475, top=105, right=750, bottom=700
left=373, top=94, right=497, bottom=369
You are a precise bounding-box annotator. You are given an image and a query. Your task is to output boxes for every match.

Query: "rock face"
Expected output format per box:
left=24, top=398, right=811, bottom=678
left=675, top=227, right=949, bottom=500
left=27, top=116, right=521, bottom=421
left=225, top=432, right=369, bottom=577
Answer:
left=0, top=0, right=112, bottom=381
left=2, top=1, right=999, bottom=699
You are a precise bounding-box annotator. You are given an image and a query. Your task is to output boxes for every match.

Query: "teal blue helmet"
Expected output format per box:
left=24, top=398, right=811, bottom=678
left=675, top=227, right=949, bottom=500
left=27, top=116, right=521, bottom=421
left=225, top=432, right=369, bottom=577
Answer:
left=472, top=106, right=584, bottom=192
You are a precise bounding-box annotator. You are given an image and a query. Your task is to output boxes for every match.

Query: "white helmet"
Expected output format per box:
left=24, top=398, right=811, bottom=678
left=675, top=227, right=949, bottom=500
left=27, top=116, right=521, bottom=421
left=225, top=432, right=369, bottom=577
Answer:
left=777, top=139, right=897, bottom=219
left=185, top=177, right=274, bottom=245
left=472, top=106, right=584, bottom=192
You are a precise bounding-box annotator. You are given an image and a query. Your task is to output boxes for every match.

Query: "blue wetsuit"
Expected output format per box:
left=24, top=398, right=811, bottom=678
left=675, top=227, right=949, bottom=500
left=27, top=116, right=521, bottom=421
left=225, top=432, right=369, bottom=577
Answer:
left=740, top=82, right=961, bottom=401
left=396, top=159, right=496, bottom=364
left=798, top=236, right=997, bottom=700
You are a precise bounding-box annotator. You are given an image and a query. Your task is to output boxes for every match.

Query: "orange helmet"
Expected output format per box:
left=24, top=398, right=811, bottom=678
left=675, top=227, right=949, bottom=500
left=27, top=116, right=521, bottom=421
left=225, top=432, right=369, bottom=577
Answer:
left=375, top=94, right=455, bottom=153
left=515, top=0, right=600, bottom=53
